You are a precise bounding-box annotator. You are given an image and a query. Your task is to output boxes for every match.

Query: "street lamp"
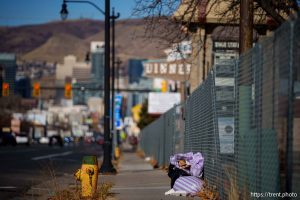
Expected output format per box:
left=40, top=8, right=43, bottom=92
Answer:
left=60, top=1, right=68, bottom=20
left=60, top=0, right=105, bottom=18
left=111, top=7, right=120, bottom=133
left=110, top=8, right=120, bottom=160
left=60, top=0, right=116, bottom=174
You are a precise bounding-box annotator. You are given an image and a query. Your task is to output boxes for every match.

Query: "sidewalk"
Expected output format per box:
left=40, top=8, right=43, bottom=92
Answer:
left=13, top=151, right=197, bottom=200
left=101, top=151, right=193, bottom=200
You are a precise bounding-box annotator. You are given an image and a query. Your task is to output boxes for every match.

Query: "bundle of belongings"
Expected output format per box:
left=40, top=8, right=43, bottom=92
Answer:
left=165, top=152, right=204, bottom=196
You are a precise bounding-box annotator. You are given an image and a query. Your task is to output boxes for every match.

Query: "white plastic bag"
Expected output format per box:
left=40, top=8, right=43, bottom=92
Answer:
left=173, top=176, right=203, bottom=196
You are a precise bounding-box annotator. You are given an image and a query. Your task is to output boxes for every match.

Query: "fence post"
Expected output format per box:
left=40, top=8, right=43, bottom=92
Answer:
left=286, top=21, right=295, bottom=194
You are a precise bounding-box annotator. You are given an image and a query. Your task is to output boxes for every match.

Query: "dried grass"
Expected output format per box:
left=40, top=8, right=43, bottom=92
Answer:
left=197, top=180, right=220, bottom=200
left=35, top=160, right=115, bottom=200
left=224, top=165, right=239, bottom=200
left=48, top=182, right=114, bottom=200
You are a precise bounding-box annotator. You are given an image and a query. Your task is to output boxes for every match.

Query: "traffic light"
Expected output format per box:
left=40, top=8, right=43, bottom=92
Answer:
left=32, top=82, right=40, bottom=98
left=2, top=82, right=9, bottom=97
left=64, top=83, right=72, bottom=99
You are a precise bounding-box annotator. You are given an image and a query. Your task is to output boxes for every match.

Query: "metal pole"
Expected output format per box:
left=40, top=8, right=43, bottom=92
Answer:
left=111, top=8, right=120, bottom=133
left=111, top=8, right=115, bottom=135
left=111, top=8, right=120, bottom=160
left=100, top=0, right=116, bottom=174
left=0, top=66, right=3, bottom=98
left=116, top=58, right=122, bottom=93
left=286, top=21, right=295, bottom=195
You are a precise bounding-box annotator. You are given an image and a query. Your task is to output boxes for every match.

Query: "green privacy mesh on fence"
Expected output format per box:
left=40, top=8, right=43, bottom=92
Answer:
left=139, top=18, right=300, bottom=198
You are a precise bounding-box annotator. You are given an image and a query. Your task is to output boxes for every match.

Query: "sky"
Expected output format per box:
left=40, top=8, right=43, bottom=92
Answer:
left=0, top=0, right=137, bottom=27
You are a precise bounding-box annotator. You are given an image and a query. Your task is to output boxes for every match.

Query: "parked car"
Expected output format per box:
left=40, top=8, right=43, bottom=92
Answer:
left=64, top=136, right=74, bottom=144
left=49, top=135, right=64, bottom=147
left=15, top=132, right=31, bottom=146
left=0, top=132, right=17, bottom=146
left=95, top=134, right=104, bottom=145
left=84, top=136, right=95, bottom=144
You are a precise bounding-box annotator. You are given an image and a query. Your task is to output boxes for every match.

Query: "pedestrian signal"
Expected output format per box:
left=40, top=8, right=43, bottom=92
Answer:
left=65, top=83, right=72, bottom=99
left=2, top=82, right=9, bottom=97
left=33, top=83, right=40, bottom=97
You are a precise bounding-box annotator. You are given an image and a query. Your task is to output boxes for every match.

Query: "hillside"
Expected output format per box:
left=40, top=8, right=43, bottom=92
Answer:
left=0, top=18, right=170, bottom=65
left=23, top=33, right=89, bottom=62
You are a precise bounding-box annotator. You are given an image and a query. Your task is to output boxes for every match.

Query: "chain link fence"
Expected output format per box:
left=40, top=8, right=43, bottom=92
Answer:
left=139, top=18, right=300, bottom=198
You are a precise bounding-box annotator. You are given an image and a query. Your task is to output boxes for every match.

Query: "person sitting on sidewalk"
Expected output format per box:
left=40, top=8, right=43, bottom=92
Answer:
left=165, top=152, right=204, bottom=196
left=168, top=159, right=191, bottom=188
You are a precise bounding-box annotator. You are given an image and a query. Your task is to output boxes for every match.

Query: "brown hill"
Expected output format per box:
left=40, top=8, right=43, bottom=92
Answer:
left=0, top=19, right=103, bottom=55
left=22, top=33, right=89, bottom=63
left=0, top=18, right=170, bottom=65
left=86, top=19, right=169, bottom=60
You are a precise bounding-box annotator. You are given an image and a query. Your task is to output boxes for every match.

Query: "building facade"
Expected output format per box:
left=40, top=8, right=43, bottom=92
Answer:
left=0, top=53, right=17, bottom=95
left=128, top=59, right=146, bottom=84
left=173, top=0, right=273, bottom=92
left=73, top=42, right=105, bottom=105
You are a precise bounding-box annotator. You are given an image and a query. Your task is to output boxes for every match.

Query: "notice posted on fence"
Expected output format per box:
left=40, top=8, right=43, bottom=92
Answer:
left=218, top=117, right=234, bottom=154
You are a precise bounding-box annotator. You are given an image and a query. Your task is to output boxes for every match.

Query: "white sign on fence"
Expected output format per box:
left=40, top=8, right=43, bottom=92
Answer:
left=218, top=117, right=234, bottom=154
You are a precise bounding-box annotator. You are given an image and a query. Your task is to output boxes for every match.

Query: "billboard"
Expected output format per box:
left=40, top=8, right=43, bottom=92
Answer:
left=90, top=41, right=104, bottom=52
left=148, top=92, right=181, bottom=114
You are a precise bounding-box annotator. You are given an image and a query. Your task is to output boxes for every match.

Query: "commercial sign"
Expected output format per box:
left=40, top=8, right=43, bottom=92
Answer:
left=148, top=92, right=181, bottom=114
left=213, top=41, right=239, bottom=51
left=215, top=87, right=235, bottom=101
left=143, top=61, right=191, bottom=81
left=114, top=94, right=123, bottom=130
left=218, top=117, right=234, bottom=154
left=90, top=41, right=104, bottom=52
left=215, top=77, right=234, bottom=86
left=214, top=53, right=238, bottom=65
left=165, top=41, right=192, bottom=61
left=27, top=112, right=47, bottom=126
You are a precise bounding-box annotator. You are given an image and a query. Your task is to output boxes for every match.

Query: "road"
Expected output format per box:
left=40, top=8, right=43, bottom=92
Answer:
left=0, top=142, right=103, bottom=199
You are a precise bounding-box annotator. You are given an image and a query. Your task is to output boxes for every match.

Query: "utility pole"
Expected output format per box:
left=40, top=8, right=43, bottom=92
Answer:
left=240, top=0, right=253, bottom=54
left=0, top=66, right=3, bottom=98
left=111, top=7, right=120, bottom=133
left=111, top=8, right=120, bottom=160
left=60, top=0, right=116, bottom=173
left=100, top=0, right=116, bottom=174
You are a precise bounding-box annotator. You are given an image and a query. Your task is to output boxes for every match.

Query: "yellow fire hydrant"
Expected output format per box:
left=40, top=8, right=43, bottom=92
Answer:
left=114, top=147, right=120, bottom=159
left=75, top=155, right=99, bottom=197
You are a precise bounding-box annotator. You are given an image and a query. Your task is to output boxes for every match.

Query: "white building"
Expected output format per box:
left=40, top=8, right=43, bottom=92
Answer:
left=56, top=55, right=91, bottom=82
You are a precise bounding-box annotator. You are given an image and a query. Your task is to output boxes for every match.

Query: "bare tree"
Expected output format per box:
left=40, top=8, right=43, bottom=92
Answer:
left=133, top=0, right=299, bottom=90
left=133, top=0, right=299, bottom=43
